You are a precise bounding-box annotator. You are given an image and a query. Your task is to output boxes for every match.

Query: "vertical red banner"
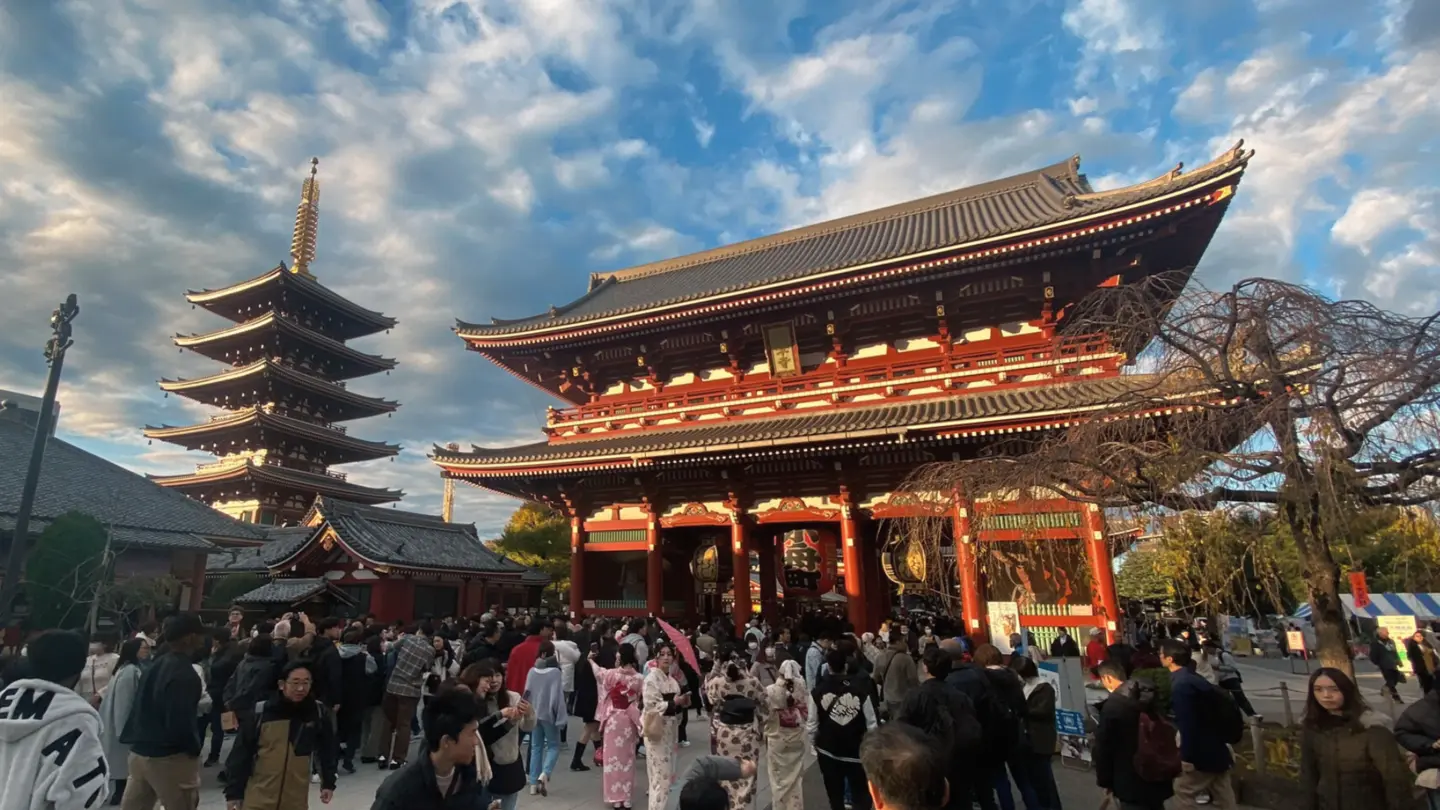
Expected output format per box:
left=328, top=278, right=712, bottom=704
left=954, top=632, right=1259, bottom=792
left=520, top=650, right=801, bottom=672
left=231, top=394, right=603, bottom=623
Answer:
left=1349, top=571, right=1370, bottom=609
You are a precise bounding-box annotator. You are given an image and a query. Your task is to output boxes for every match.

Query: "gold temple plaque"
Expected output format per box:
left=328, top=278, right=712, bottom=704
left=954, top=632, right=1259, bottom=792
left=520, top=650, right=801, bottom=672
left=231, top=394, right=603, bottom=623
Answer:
left=762, top=321, right=801, bottom=378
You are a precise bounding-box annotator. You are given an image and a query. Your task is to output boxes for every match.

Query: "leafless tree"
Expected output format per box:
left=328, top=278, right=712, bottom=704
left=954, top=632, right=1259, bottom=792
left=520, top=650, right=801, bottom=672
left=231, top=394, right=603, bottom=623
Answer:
left=907, top=274, right=1440, bottom=673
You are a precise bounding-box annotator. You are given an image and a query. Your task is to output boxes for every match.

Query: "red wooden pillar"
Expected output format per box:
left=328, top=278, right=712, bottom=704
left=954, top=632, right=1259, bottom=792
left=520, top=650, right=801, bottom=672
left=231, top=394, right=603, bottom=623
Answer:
left=758, top=531, right=778, bottom=621
left=646, top=517, right=663, bottom=618
left=952, top=496, right=984, bottom=636
left=731, top=516, right=752, bottom=632
left=570, top=518, right=586, bottom=619
left=1083, top=503, right=1121, bottom=643
left=867, top=530, right=889, bottom=632
left=840, top=504, right=866, bottom=632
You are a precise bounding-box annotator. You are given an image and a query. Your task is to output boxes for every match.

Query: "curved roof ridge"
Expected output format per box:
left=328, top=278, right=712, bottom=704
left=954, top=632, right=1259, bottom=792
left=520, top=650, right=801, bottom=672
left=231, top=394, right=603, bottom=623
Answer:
left=1066, top=140, right=1252, bottom=207
left=598, top=157, right=1083, bottom=287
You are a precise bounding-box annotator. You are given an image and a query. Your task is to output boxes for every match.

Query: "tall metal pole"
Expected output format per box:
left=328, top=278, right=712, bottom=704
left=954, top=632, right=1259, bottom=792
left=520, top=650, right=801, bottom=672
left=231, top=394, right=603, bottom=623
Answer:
left=0, top=294, right=80, bottom=625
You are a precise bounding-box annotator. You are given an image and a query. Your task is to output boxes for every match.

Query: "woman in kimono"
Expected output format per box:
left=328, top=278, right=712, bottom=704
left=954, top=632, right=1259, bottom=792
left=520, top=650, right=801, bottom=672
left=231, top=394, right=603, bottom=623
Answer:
left=705, top=648, right=768, bottom=810
left=642, top=644, right=692, bottom=810
left=592, top=642, right=645, bottom=810
left=99, top=638, right=149, bottom=805
left=764, top=659, right=809, bottom=810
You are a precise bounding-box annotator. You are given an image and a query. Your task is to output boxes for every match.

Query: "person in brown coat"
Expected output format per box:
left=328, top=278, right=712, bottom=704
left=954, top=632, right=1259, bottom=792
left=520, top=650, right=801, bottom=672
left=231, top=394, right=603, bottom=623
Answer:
left=1298, top=667, right=1415, bottom=810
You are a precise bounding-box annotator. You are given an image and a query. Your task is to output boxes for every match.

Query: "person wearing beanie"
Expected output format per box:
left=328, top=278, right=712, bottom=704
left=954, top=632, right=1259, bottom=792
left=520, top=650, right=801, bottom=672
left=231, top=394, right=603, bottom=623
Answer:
left=0, top=629, right=110, bottom=810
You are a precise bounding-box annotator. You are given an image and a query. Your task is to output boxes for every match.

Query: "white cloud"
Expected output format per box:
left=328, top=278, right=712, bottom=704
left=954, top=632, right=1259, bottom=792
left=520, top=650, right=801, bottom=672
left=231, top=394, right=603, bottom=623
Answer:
left=1061, top=0, right=1167, bottom=91
left=1331, top=188, right=1431, bottom=254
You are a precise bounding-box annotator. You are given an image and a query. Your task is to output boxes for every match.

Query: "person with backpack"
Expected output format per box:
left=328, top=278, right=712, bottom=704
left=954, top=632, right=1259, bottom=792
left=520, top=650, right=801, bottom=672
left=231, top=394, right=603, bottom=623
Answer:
left=808, top=648, right=878, bottom=810
left=1094, top=661, right=1175, bottom=810
left=974, top=644, right=1037, bottom=810
left=1201, top=638, right=1259, bottom=719
left=1161, top=639, right=1238, bottom=810
left=897, top=649, right=982, bottom=810
left=940, top=640, right=1012, bottom=810
left=224, top=661, right=338, bottom=810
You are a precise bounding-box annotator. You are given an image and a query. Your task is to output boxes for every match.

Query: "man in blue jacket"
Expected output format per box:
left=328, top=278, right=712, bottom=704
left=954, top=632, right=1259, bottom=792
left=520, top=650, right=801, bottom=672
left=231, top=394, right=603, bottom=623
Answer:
left=1161, top=640, right=1236, bottom=810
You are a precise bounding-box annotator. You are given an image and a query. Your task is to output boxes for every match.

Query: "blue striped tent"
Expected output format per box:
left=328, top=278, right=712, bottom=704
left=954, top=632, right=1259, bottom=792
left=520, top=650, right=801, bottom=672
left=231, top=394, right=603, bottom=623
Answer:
left=1294, top=593, right=1440, bottom=620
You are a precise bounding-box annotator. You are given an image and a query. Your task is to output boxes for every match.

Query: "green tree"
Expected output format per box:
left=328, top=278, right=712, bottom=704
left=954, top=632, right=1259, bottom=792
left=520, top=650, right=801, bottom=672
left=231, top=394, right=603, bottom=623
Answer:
left=1115, top=547, right=1171, bottom=601
left=24, top=512, right=111, bottom=630
left=493, top=502, right=569, bottom=596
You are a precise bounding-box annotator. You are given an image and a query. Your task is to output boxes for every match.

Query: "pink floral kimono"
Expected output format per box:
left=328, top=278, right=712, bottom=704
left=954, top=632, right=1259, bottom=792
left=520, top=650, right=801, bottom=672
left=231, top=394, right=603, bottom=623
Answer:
left=593, top=661, right=645, bottom=806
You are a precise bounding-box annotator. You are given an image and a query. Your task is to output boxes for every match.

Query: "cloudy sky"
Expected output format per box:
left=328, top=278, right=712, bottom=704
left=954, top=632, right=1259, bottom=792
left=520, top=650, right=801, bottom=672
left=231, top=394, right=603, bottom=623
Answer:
left=0, top=0, right=1435, bottom=537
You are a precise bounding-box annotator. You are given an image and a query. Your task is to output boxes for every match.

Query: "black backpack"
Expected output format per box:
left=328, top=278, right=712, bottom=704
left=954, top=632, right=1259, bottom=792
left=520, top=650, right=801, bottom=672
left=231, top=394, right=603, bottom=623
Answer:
left=975, top=670, right=1023, bottom=754
left=1207, top=684, right=1246, bottom=744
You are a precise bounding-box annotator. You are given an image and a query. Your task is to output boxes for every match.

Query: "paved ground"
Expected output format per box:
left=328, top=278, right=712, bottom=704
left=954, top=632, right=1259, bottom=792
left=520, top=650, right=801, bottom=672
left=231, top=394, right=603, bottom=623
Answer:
left=1232, top=656, right=1425, bottom=725
left=190, top=714, right=1263, bottom=810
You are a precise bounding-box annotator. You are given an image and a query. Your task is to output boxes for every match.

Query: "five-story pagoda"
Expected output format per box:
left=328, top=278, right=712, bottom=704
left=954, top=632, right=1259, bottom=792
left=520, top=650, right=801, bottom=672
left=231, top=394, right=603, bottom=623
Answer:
left=146, top=160, right=403, bottom=525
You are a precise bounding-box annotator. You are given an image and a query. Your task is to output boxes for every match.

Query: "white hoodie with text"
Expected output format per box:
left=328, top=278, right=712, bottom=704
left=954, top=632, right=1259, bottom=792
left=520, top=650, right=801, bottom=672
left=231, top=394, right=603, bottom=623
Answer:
left=0, top=679, right=109, bottom=810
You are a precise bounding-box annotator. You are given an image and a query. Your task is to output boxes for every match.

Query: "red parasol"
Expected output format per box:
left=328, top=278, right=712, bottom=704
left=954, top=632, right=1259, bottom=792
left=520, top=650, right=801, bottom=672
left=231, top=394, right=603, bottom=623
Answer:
left=656, top=617, right=701, bottom=674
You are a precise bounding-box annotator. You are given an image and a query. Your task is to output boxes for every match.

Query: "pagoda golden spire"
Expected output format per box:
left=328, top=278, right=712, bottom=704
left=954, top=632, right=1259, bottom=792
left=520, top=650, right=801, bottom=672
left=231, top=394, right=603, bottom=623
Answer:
left=288, top=157, right=320, bottom=278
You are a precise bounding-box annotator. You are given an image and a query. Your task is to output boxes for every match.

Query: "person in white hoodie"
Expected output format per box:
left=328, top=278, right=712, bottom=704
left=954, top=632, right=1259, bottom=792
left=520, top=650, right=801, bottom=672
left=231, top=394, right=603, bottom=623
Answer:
left=0, top=629, right=110, bottom=810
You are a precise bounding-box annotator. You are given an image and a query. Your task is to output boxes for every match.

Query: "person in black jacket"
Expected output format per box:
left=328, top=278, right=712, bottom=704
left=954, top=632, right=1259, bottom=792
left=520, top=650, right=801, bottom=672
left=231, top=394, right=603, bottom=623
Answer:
left=371, top=687, right=486, bottom=810
left=461, top=621, right=504, bottom=670
left=119, top=612, right=207, bottom=810
left=809, top=648, right=878, bottom=810
left=338, top=629, right=374, bottom=773
left=311, top=618, right=345, bottom=712
left=202, top=628, right=243, bottom=768
left=896, top=649, right=982, bottom=810
left=1093, top=661, right=1173, bottom=810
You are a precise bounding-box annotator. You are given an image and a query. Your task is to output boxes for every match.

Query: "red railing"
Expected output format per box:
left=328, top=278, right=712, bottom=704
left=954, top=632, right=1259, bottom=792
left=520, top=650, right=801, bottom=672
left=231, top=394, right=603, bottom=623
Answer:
left=548, top=332, right=1116, bottom=427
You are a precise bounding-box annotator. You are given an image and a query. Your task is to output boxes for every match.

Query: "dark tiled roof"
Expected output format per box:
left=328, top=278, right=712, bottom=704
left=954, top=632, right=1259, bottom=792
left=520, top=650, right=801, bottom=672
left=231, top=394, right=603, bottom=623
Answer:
left=433, top=376, right=1147, bottom=468
left=150, top=460, right=404, bottom=504
left=159, top=359, right=400, bottom=420
left=458, top=145, right=1252, bottom=338
left=187, top=265, right=397, bottom=337
left=302, top=498, right=548, bottom=581
left=144, top=406, right=401, bottom=460
left=233, top=578, right=338, bottom=605
left=206, top=527, right=314, bottom=573
left=0, top=419, right=265, bottom=549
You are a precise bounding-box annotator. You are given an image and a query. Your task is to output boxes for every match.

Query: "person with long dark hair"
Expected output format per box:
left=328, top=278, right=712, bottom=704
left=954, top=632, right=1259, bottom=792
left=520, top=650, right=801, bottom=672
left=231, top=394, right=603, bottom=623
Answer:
left=569, top=632, right=601, bottom=772
left=100, top=638, right=150, bottom=805
left=470, top=660, right=534, bottom=810
left=1299, top=667, right=1413, bottom=810
left=643, top=643, right=692, bottom=810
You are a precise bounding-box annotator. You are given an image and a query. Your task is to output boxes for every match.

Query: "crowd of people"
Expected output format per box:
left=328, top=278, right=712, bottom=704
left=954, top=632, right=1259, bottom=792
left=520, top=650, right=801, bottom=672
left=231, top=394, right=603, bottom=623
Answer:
left=6, top=606, right=1440, bottom=810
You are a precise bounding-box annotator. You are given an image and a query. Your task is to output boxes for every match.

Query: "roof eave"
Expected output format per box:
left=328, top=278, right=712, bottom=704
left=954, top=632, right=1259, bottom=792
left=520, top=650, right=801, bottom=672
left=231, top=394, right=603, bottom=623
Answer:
left=456, top=154, right=1249, bottom=346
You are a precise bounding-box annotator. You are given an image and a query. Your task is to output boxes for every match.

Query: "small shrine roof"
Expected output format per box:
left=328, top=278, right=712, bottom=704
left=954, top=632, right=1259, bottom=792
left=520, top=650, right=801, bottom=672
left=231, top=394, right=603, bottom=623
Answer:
left=207, top=526, right=314, bottom=574
left=458, top=143, right=1252, bottom=342
left=233, top=577, right=347, bottom=606
left=433, top=375, right=1148, bottom=471
left=0, top=419, right=265, bottom=550
left=272, top=497, right=549, bottom=581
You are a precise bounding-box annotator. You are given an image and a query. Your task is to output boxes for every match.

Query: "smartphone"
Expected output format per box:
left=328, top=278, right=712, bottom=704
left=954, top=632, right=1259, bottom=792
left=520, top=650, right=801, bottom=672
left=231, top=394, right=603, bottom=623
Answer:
left=590, top=643, right=599, bottom=653
left=523, top=689, right=532, bottom=702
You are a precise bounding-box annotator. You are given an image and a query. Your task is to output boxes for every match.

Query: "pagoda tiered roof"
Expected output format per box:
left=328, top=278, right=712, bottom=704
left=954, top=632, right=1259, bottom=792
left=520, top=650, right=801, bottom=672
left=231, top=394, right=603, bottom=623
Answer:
left=186, top=265, right=396, bottom=340
left=144, top=405, right=401, bottom=464
left=148, top=159, right=402, bottom=520
left=150, top=457, right=403, bottom=505
left=159, top=359, right=399, bottom=422
left=457, top=142, right=1252, bottom=346
left=174, top=312, right=397, bottom=381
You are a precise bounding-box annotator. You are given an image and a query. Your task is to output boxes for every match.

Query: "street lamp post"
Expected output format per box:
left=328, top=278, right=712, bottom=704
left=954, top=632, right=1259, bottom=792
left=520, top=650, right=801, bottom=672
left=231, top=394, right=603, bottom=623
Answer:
left=0, top=294, right=80, bottom=625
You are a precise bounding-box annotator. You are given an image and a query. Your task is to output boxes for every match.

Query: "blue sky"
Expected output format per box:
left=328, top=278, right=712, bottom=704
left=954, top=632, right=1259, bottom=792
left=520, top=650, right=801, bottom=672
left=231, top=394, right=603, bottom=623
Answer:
left=0, top=0, right=1436, bottom=537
